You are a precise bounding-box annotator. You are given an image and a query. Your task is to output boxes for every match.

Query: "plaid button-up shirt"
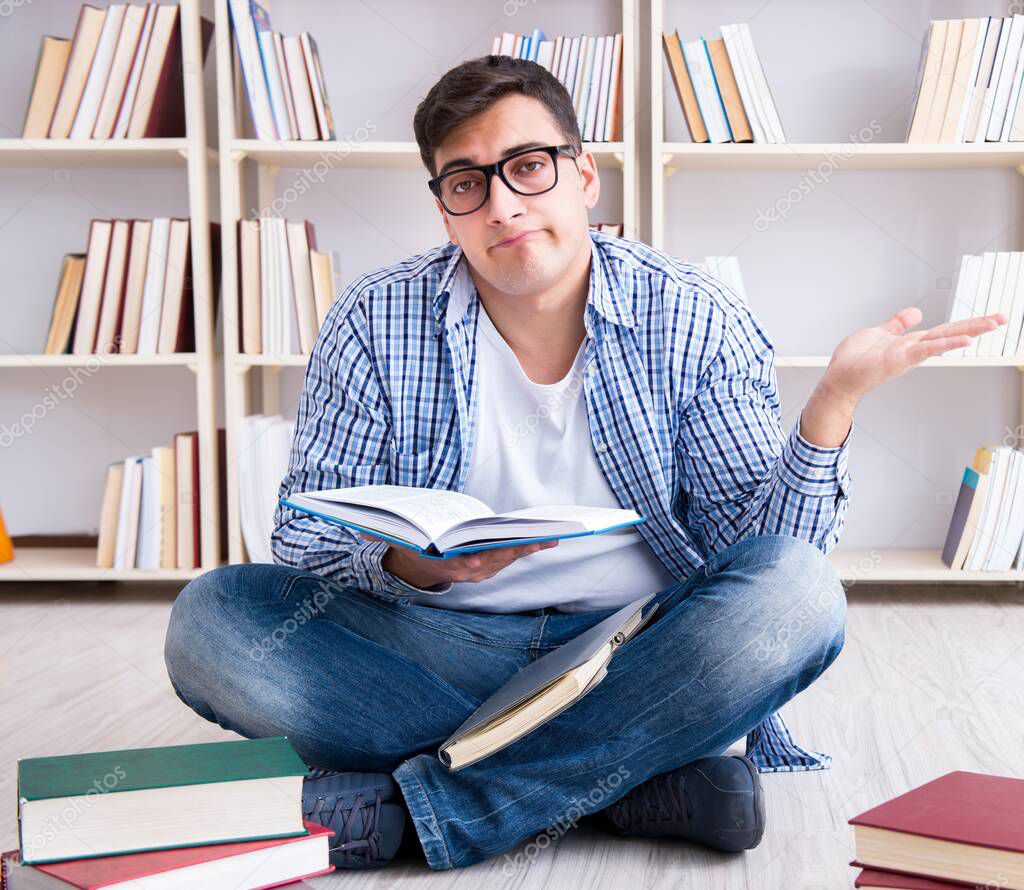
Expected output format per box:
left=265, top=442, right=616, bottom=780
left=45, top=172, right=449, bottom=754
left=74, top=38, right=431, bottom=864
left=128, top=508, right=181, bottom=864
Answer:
left=273, top=229, right=853, bottom=773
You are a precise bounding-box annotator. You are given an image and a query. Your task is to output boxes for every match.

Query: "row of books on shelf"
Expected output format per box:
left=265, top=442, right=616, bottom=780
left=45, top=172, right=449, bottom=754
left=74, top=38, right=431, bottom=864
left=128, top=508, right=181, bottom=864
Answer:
left=942, top=444, right=1024, bottom=572
left=22, top=3, right=212, bottom=140
left=237, top=217, right=338, bottom=355
left=44, top=218, right=220, bottom=357
left=94, top=428, right=225, bottom=571
left=491, top=30, right=623, bottom=143
left=663, top=23, right=784, bottom=144
left=229, top=0, right=335, bottom=141
left=3, top=737, right=335, bottom=888
left=948, top=252, right=1024, bottom=357
left=849, top=770, right=1024, bottom=888
left=908, top=15, right=1024, bottom=144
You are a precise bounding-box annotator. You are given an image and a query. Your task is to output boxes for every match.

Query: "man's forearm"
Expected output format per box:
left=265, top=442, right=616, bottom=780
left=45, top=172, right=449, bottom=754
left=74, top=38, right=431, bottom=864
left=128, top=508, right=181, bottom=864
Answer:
left=799, top=377, right=857, bottom=449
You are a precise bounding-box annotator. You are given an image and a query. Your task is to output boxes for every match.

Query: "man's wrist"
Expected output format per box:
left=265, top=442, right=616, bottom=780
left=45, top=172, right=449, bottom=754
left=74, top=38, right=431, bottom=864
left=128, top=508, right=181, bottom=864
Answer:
left=382, top=545, right=446, bottom=591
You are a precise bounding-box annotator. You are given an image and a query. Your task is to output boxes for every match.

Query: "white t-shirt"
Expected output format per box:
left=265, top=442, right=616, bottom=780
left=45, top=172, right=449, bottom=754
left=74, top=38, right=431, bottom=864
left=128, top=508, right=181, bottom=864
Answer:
left=407, top=300, right=678, bottom=614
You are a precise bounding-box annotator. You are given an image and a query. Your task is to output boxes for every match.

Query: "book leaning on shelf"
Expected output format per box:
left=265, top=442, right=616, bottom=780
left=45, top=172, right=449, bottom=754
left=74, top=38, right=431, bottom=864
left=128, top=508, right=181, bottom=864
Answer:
left=94, top=428, right=226, bottom=570
left=663, top=23, right=785, bottom=144
left=907, top=15, right=1024, bottom=144
left=4, top=736, right=336, bottom=888
left=237, top=217, right=339, bottom=355
left=941, top=444, right=1024, bottom=572
left=22, top=4, right=214, bottom=140
left=228, top=0, right=335, bottom=141
left=280, top=484, right=646, bottom=560
left=491, top=29, right=624, bottom=143
left=947, top=252, right=1024, bottom=357
left=43, top=218, right=221, bottom=357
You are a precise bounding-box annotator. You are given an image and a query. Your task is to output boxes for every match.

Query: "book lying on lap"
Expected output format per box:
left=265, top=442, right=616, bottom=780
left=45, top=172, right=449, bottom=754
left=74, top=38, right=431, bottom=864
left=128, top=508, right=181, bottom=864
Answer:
left=1, top=822, right=332, bottom=889
left=17, top=737, right=309, bottom=865
left=280, top=484, right=645, bottom=559
left=439, top=592, right=659, bottom=770
left=847, top=770, right=1024, bottom=889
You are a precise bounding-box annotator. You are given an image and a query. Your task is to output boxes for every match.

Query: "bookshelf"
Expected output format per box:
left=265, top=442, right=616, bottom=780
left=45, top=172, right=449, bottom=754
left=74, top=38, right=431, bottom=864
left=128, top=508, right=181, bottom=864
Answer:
left=650, top=0, right=1024, bottom=583
left=214, top=0, right=640, bottom=563
left=0, top=0, right=220, bottom=583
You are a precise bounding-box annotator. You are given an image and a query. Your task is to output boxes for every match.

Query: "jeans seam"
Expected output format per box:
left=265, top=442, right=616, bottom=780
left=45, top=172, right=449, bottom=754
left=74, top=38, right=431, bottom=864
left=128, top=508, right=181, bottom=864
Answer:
left=396, top=761, right=453, bottom=869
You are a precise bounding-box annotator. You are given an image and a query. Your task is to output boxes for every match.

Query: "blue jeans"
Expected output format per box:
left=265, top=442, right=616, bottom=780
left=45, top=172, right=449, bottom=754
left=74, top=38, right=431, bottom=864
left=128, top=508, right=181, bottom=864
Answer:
left=163, top=533, right=845, bottom=870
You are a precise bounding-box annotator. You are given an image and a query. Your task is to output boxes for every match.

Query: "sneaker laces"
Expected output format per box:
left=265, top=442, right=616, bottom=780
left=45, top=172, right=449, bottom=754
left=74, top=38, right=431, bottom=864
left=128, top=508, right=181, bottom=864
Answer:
left=611, top=771, right=691, bottom=834
left=304, top=786, right=385, bottom=866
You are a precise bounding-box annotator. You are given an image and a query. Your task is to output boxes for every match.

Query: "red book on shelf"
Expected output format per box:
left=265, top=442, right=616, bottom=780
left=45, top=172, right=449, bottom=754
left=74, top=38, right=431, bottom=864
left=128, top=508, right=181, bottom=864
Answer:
left=1, top=821, right=333, bottom=889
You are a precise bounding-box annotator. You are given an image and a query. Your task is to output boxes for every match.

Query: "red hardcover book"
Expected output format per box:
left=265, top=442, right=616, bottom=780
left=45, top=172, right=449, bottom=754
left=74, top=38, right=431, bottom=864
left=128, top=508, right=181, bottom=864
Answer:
left=1, top=821, right=332, bottom=889
left=848, top=771, right=1024, bottom=889
left=852, top=861, right=990, bottom=889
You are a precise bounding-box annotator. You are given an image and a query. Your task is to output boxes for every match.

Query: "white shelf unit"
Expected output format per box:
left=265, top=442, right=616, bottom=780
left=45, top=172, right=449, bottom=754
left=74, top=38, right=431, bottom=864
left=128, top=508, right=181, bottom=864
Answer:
left=650, top=0, right=1024, bottom=583
left=215, top=0, right=640, bottom=563
left=0, top=0, right=220, bottom=583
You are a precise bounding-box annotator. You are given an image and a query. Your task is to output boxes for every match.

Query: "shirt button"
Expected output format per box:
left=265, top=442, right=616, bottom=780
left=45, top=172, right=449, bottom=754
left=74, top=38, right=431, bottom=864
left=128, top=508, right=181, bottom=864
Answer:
left=596, top=442, right=608, bottom=453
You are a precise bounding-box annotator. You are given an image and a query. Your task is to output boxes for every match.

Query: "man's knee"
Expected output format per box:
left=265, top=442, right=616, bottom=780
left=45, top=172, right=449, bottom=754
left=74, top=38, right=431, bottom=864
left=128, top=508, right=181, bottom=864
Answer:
left=732, top=535, right=847, bottom=672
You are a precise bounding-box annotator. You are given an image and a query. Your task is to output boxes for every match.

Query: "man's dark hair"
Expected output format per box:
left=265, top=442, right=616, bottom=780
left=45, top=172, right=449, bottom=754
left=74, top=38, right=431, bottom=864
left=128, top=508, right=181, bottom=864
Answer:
left=413, top=55, right=581, bottom=178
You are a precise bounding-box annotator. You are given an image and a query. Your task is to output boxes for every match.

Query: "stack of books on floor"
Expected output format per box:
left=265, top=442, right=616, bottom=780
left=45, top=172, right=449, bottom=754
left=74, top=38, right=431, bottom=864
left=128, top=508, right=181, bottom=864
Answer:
left=491, top=30, right=623, bottom=142
left=848, top=770, right=1024, bottom=888
left=239, top=413, right=295, bottom=564
left=942, top=444, right=1024, bottom=572
left=947, top=252, right=1024, bottom=356
left=2, top=737, right=333, bottom=889
left=43, top=218, right=221, bottom=357
left=907, top=15, right=1024, bottom=143
left=22, top=4, right=213, bottom=139
left=229, top=0, right=335, bottom=141
left=237, top=218, right=339, bottom=355
left=662, top=24, right=785, bottom=144
left=95, top=428, right=226, bottom=571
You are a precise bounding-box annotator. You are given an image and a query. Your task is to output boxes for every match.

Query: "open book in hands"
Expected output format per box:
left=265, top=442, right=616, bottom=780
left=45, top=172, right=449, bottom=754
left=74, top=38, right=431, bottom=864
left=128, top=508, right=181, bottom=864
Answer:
left=279, top=485, right=646, bottom=560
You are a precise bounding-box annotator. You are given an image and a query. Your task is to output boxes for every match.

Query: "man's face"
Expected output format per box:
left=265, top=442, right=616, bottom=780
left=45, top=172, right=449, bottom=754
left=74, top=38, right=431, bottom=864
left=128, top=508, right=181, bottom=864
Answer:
left=430, top=94, right=600, bottom=298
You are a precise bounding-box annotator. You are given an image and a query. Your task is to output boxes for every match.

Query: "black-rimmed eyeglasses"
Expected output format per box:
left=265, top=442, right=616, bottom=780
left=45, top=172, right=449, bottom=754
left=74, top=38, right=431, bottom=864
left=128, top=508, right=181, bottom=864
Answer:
left=428, top=144, right=580, bottom=216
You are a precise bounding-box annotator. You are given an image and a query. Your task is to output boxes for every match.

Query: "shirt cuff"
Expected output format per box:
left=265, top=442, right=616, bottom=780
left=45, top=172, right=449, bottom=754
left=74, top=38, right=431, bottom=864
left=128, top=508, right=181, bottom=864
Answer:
left=778, top=416, right=853, bottom=499
left=349, top=537, right=453, bottom=598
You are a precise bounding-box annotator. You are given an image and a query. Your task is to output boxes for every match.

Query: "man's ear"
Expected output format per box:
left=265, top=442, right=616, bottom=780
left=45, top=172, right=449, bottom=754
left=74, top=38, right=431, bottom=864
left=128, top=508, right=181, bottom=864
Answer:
left=576, top=151, right=601, bottom=212
left=436, top=197, right=459, bottom=246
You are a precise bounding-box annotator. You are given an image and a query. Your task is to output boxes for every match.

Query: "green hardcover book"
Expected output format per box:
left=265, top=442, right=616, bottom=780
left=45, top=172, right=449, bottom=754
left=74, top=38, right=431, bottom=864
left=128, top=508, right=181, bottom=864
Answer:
left=18, top=736, right=309, bottom=865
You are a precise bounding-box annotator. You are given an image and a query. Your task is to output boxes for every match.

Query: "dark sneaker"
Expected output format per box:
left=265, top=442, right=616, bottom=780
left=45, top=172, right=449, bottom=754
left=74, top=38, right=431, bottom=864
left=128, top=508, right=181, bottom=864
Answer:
left=597, top=755, right=765, bottom=852
left=302, top=769, right=408, bottom=868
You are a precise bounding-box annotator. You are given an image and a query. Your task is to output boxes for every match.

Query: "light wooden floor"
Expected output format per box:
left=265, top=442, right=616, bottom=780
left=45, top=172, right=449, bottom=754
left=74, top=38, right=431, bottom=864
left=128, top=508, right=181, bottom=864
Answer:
left=2, top=580, right=1023, bottom=888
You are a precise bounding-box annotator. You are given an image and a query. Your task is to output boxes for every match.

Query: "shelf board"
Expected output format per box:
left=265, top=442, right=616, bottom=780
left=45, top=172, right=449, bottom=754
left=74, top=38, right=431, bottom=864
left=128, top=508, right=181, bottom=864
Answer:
left=0, top=547, right=205, bottom=582
left=776, top=354, right=1024, bottom=368
left=0, top=353, right=199, bottom=368
left=831, top=548, right=1024, bottom=582
left=661, top=142, right=1024, bottom=171
left=0, top=139, right=216, bottom=169
left=230, top=139, right=627, bottom=170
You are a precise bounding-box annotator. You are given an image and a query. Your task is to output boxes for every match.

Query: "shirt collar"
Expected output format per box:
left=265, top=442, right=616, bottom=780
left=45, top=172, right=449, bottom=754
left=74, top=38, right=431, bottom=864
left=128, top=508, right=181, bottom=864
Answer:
left=430, top=229, right=635, bottom=337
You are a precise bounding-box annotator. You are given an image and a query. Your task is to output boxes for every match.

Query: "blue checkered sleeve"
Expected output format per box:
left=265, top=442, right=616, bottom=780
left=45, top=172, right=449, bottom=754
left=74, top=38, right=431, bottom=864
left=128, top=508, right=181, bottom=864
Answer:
left=270, top=287, right=450, bottom=600
left=674, top=285, right=852, bottom=560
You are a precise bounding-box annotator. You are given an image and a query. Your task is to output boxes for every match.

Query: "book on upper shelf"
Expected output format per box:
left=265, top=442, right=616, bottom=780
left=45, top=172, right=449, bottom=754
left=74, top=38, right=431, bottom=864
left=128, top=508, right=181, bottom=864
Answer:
left=16, top=737, right=309, bottom=865
left=1, top=821, right=333, bottom=889
left=439, top=592, right=659, bottom=770
left=906, top=15, right=1024, bottom=144
left=847, top=770, right=1024, bottom=889
left=663, top=22, right=785, bottom=144
left=279, top=484, right=646, bottom=560
left=228, top=0, right=335, bottom=141
left=23, top=4, right=214, bottom=140
left=491, top=29, right=624, bottom=143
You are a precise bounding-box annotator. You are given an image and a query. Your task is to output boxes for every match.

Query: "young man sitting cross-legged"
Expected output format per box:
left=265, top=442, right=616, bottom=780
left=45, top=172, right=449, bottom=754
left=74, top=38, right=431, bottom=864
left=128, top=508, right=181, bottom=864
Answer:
left=163, top=55, right=1006, bottom=872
